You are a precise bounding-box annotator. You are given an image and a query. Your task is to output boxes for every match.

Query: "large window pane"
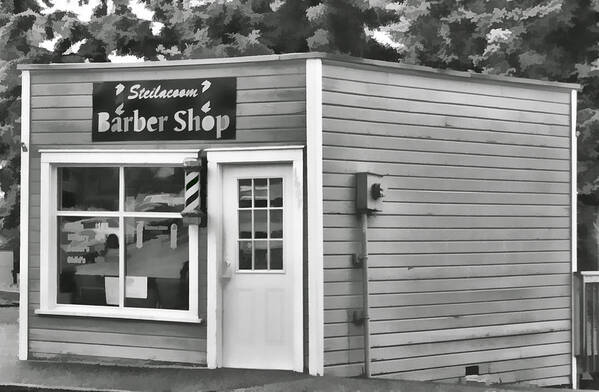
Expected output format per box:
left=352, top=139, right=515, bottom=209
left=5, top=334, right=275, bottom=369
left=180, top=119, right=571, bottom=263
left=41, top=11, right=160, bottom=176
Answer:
left=58, top=167, right=118, bottom=211
left=57, top=216, right=119, bottom=306
left=125, top=167, right=184, bottom=212
left=124, top=217, right=189, bottom=310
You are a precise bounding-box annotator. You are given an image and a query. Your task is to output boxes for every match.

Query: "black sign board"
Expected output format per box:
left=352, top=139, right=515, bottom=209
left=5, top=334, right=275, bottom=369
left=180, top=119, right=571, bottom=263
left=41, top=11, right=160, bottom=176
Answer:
left=92, top=78, right=236, bottom=141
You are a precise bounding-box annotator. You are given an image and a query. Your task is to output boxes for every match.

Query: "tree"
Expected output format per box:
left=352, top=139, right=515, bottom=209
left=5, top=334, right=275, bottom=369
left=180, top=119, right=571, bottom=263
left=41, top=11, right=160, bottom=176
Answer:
left=138, top=0, right=398, bottom=60
left=0, top=0, right=56, bottom=271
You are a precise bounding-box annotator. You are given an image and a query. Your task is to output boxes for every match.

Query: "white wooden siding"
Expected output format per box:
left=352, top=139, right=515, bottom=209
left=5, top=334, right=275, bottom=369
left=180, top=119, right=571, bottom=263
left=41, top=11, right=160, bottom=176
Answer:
left=321, top=61, right=572, bottom=385
left=27, top=60, right=306, bottom=364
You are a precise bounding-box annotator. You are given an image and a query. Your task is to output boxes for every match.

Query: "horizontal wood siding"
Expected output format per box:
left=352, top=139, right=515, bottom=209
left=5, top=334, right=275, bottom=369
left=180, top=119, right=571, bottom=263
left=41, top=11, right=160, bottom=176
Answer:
left=321, top=61, right=572, bottom=385
left=27, top=60, right=306, bottom=364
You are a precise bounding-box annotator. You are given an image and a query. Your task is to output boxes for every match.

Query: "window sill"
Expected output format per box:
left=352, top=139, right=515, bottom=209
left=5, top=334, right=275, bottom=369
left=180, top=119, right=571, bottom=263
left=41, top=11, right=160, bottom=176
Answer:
left=34, top=307, right=204, bottom=324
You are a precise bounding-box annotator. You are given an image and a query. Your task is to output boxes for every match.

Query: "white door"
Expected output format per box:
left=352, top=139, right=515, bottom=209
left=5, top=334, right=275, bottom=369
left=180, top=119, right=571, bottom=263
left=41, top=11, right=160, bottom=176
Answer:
left=221, top=164, right=302, bottom=371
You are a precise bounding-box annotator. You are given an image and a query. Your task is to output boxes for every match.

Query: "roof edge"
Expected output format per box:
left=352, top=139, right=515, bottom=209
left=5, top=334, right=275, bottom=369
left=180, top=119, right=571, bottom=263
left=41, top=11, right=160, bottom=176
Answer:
left=17, top=52, right=580, bottom=91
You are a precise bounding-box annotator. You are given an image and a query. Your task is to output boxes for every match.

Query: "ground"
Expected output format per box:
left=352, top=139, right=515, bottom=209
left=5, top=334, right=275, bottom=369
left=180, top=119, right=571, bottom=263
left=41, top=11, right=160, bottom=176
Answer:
left=0, top=301, right=593, bottom=392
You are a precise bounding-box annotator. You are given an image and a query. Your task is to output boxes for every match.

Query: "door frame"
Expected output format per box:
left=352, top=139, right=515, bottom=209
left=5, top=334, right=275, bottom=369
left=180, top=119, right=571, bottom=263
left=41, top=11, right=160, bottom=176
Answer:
left=206, top=146, right=304, bottom=371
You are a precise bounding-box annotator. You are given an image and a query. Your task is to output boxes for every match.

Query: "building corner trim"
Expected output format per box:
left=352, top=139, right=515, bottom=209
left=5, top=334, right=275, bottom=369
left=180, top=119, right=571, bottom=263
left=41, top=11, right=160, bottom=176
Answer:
left=19, top=70, right=30, bottom=361
left=306, top=58, right=324, bottom=376
left=571, top=88, right=578, bottom=389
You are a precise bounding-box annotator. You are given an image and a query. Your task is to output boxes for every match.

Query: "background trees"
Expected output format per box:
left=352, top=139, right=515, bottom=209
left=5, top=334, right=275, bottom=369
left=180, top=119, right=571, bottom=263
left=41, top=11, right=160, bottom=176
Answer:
left=1, top=0, right=598, bottom=271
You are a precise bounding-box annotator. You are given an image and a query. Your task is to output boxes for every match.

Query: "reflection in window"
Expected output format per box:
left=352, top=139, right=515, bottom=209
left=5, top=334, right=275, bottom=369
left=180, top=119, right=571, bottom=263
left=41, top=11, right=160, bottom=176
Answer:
left=58, top=167, right=118, bottom=211
left=254, top=179, right=268, bottom=207
left=270, top=240, right=283, bottom=270
left=239, top=211, right=251, bottom=239
left=125, top=167, right=184, bottom=212
left=57, top=216, right=119, bottom=306
left=270, top=178, right=282, bottom=207
left=238, top=179, right=252, bottom=208
left=255, top=210, right=267, bottom=239
left=237, top=178, right=283, bottom=271
left=124, top=218, right=189, bottom=310
left=55, top=165, right=191, bottom=310
left=239, top=241, right=252, bottom=270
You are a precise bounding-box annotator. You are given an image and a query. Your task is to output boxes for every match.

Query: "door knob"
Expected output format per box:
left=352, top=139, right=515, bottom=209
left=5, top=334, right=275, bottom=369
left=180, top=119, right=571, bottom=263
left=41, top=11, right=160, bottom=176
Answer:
left=221, top=257, right=232, bottom=279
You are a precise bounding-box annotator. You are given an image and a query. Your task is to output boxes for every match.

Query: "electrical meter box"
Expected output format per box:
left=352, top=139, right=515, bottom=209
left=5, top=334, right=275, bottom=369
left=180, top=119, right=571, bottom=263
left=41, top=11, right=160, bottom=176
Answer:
left=355, top=172, right=384, bottom=213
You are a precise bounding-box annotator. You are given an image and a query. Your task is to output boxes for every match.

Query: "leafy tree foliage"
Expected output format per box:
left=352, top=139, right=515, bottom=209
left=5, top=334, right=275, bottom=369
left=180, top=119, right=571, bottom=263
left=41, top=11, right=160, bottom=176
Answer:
left=383, top=0, right=599, bottom=194
left=0, top=0, right=59, bottom=258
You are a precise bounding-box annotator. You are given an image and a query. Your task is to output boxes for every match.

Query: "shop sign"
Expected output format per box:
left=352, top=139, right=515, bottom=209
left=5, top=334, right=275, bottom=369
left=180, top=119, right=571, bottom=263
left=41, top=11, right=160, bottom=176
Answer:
left=92, top=78, right=236, bottom=141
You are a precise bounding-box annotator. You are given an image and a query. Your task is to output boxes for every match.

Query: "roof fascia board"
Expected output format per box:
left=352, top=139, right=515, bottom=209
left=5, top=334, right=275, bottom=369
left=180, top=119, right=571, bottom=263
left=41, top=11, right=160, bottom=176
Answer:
left=18, top=51, right=580, bottom=91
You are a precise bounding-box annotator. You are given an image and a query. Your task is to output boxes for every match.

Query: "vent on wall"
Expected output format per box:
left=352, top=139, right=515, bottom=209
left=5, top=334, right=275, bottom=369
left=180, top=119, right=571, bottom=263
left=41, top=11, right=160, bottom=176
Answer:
left=465, top=365, right=479, bottom=376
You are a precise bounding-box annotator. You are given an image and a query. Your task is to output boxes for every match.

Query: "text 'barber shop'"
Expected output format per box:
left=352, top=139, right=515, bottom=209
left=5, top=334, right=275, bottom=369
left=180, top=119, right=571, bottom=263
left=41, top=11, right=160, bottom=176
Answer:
left=92, top=78, right=236, bottom=141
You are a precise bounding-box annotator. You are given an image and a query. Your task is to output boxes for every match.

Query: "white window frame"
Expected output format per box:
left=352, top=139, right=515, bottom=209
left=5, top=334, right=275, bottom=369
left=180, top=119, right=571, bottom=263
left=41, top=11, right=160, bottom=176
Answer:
left=36, top=149, right=202, bottom=323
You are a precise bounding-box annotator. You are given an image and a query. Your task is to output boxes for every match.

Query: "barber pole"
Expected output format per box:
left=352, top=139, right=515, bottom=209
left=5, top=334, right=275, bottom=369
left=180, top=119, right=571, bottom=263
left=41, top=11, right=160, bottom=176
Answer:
left=185, top=170, right=200, bottom=210
left=181, top=156, right=204, bottom=225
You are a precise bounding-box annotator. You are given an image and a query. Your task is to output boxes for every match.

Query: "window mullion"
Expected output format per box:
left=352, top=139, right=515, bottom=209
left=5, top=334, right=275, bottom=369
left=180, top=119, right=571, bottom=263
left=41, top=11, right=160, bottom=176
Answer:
left=119, top=166, right=125, bottom=308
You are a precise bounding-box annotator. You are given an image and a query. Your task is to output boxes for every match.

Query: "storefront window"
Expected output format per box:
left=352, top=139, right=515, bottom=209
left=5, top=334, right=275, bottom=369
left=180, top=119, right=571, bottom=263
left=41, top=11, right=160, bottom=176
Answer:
left=55, top=166, right=189, bottom=311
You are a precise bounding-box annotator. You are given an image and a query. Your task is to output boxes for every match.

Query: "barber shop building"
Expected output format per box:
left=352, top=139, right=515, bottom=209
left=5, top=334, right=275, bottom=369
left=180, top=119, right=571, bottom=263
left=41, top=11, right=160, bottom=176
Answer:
left=18, top=53, right=578, bottom=387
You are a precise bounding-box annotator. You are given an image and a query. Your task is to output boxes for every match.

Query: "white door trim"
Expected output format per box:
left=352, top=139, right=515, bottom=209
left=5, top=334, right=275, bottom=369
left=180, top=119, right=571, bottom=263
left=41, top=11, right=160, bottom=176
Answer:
left=206, top=146, right=304, bottom=371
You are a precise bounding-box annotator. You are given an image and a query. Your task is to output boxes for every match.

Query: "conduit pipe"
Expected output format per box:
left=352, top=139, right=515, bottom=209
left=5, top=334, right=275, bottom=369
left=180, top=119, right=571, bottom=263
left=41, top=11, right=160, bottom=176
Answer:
left=355, top=172, right=384, bottom=378
left=359, top=211, right=371, bottom=378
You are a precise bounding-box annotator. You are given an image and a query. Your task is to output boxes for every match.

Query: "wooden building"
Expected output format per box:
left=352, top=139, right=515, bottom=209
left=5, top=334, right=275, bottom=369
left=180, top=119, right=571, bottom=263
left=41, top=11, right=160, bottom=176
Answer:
left=18, top=53, right=578, bottom=387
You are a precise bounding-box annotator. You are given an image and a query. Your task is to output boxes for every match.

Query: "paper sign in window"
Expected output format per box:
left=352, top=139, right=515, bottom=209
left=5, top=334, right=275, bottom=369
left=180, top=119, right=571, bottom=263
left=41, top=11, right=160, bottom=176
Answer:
left=104, top=277, right=119, bottom=305
left=126, top=276, right=148, bottom=299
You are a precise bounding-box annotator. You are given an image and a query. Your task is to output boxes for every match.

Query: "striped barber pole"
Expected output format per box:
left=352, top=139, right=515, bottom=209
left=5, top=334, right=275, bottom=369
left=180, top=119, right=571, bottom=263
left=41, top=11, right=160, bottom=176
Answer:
left=185, top=169, right=200, bottom=211
left=181, top=156, right=204, bottom=225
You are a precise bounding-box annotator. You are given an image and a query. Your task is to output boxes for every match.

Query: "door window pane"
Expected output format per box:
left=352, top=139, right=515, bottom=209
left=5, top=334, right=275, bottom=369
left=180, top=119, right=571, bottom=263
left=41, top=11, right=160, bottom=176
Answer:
left=270, top=210, right=282, bottom=238
left=239, top=241, right=252, bottom=270
left=269, top=178, right=282, bottom=207
left=254, top=179, right=268, bottom=207
left=254, top=241, right=267, bottom=270
left=57, top=216, right=119, bottom=305
left=239, top=211, right=252, bottom=239
left=58, top=167, right=118, bottom=211
left=125, top=167, right=184, bottom=212
left=124, top=217, right=189, bottom=310
left=254, top=210, right=267, bottom=239
left=270, top=240, right=283, bottom=270
left=239, top=179, right=252, bottom=208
